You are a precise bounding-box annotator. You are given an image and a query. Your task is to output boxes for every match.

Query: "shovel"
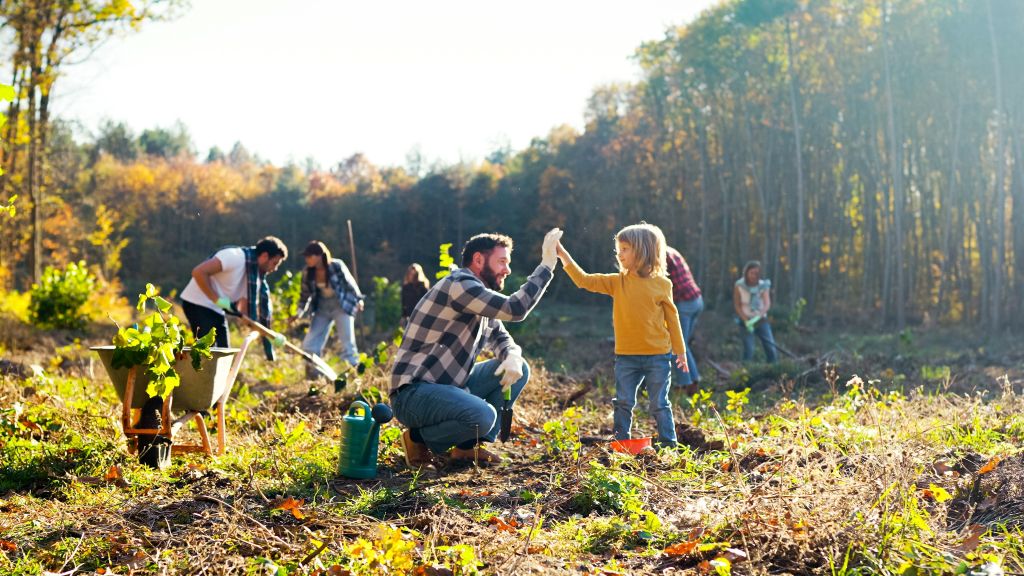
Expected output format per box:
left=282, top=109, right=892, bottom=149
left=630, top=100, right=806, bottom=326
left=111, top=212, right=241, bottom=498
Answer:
left=225, top=310, right=339, bottom=382
left=499, top=387, right=513, bottom=442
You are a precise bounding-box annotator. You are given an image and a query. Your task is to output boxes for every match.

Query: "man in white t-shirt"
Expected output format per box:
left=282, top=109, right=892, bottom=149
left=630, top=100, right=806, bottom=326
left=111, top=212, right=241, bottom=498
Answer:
left=180, top=236, right=288, bottom=353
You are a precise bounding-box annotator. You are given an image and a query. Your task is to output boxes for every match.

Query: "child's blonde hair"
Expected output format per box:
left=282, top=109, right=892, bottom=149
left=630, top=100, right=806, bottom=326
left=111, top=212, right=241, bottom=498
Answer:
left=615, top=222, right=667, bottom=278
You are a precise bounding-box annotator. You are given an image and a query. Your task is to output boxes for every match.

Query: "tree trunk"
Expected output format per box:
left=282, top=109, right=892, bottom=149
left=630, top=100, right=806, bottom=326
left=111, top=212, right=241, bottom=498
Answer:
left=882, top=3, right=905, bottom=329
left=784, top=18, right=806, bottom=305
left=984, top=0, right=1006, bottom=332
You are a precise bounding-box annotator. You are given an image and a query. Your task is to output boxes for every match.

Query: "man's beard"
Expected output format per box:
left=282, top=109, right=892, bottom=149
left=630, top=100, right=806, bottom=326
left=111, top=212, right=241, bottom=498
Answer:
left=480, top=264, right=505, bottom=291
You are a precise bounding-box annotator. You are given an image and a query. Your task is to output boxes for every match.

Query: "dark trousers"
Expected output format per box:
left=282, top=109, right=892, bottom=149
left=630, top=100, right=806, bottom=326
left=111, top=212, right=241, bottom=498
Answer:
left=182, top=300, right=229, bottom=348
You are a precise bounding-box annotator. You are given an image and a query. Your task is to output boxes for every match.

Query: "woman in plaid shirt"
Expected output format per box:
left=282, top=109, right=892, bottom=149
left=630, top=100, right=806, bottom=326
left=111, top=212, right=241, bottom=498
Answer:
left=392, top=228, right=563, bottom=467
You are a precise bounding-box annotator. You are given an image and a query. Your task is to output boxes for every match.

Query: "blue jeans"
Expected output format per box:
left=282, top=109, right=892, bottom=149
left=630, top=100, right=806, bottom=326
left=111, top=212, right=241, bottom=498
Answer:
left=673, top=296, right=703, bottom=386
left=302, top=298, right=359, bottom=366
left=614, top=354, right=676, bottom=446
left=391, top=358, right=530, bottom=454
left=738, top=317, right=778, bottom=363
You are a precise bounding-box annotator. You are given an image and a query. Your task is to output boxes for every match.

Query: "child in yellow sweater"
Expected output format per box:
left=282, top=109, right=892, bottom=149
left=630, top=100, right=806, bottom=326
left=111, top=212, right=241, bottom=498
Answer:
left=557, top=223, right=687, bottom=448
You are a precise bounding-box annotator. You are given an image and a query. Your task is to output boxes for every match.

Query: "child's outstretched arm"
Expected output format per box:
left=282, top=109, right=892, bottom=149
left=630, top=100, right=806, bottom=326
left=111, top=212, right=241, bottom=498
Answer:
left=558, top=239, right=617, bottom=296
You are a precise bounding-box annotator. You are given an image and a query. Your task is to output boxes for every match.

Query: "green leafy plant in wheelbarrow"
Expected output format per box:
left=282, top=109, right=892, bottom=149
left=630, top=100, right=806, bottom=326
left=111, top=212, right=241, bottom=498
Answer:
left=111, top=283, right=216, bottom=400
left=94, top=284, right=223, bottom=467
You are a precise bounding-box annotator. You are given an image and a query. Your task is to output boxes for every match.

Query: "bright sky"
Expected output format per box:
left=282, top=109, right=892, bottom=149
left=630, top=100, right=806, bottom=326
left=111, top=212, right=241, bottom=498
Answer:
left=55, top=0, right=717, bottom=169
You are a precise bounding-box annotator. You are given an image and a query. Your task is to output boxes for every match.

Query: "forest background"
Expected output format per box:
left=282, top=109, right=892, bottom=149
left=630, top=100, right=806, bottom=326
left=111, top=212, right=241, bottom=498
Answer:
left=2, top=0, right=1023, bottom=334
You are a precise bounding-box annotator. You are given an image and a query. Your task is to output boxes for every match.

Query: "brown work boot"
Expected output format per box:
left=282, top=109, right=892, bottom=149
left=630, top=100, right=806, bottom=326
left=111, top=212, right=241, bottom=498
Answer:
left=401, top=429, right=433, bottom=468
left=450, top=445, right=505, bottom=466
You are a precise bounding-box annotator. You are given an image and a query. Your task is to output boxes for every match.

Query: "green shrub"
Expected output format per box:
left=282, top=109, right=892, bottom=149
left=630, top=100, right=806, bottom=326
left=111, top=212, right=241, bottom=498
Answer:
left=372, top=276, right=401, bottom=333
left=29, top=261, right=96, bottom=329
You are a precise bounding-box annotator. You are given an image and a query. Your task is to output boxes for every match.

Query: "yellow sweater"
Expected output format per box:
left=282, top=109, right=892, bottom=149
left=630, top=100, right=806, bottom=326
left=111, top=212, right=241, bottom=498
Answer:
left=563, top=259, right=685, bottom=357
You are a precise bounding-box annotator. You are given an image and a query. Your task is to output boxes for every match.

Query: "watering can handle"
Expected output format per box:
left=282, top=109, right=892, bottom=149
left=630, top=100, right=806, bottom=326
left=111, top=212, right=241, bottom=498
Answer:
left=347, top=400, right=371, bottom=420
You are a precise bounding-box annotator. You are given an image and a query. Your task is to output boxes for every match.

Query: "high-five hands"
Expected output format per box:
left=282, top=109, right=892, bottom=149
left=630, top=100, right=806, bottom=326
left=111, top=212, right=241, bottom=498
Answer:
left=541, top=228, right=563, bottom=269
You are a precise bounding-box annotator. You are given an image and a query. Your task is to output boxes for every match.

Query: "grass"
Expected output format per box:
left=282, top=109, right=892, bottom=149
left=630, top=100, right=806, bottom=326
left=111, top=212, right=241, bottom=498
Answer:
left=1, top=306, right=1024, bottom=574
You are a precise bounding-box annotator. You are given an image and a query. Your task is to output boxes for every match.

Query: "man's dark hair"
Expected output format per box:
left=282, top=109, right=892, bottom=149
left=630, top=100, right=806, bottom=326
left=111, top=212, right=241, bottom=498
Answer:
left=461, top=233, right=514, bottom=267
left=255, top=236, right=288, bottom=260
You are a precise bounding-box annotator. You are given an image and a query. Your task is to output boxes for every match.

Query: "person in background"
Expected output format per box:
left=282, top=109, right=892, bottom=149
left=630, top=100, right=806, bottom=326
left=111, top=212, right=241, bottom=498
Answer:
left=733, top=260, right=777, bottom=363
left=401, top=263, right=430, bottom=326
left=557, top=223, right=687, bottom=450
left=665, top=245, right=703, bottom=394
left=294, top=241, right=364, bottom=373
left=180, top=236, right=288, bottom=358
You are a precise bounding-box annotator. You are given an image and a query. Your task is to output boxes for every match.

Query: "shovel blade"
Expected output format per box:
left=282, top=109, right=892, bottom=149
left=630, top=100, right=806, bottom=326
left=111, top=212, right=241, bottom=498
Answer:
left=499, top=405, right=513, bottom=442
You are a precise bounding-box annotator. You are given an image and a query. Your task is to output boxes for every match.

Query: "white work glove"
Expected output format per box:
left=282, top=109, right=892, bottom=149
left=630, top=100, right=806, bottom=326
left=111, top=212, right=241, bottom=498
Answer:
left=541, top=228, right=563, bottom=269
left=215, top=296, right=232, bottom=311
left=496, top=352, right=524, bottom=390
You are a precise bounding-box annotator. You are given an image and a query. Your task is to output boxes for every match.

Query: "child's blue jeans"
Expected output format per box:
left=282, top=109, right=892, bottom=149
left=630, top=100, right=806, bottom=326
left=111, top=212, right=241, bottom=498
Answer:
left=613, top=353, right=677, bottom=446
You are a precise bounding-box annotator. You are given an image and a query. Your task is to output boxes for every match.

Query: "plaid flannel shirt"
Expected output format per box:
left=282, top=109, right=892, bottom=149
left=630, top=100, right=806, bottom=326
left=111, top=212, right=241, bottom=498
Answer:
left=666, top=246, right=701, bottom=302
left=389, top=264, right=554, bottom=395
left=297, top=258, right=364, bottom=318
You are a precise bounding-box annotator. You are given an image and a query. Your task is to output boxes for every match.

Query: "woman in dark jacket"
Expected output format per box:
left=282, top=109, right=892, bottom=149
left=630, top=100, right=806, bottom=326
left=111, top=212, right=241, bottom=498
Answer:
left=401, top=263, right=430, bottom=325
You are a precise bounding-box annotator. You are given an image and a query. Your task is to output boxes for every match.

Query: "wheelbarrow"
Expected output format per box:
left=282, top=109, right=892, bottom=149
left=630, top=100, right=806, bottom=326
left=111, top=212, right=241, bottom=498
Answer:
left=91, top=331, right=259, bottom=458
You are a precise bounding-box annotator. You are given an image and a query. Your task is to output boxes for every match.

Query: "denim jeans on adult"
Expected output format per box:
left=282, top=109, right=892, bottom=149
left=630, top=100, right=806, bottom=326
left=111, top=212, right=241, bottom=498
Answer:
left=738, top=318, right=778, bottom=363
left=673, top=295, right=704, bottom=386
left=301, top=297, right=359, bottom=366
left=391, top=358, right=530, bottom=454
left=613, top=353, right=677, bottom=446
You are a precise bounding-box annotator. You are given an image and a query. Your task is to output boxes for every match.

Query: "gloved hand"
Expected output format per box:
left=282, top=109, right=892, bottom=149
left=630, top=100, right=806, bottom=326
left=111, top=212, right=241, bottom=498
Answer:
left=541, top=228, right=563, bottom=269
left=215, top=296, right=232, bottom=311
left=495, top=352, right=524, bottom=390
left=745, top=315, right=761, bottom=333
left=270, top=333, right=286, bottom=348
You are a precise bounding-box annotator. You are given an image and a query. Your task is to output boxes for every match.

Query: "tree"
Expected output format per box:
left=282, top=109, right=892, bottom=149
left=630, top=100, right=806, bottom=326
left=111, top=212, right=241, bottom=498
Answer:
left=0, top=0, right=184, bottom=283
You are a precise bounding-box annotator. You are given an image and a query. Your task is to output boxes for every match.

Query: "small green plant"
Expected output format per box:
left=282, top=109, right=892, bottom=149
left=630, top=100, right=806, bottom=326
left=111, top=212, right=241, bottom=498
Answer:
left=541, top=407, right=582, bottom=459
left=687, top=388, right=716, bottom=425
left=273, top=418, right=310, bottom=448
left=789, top=297, right=806, bottom=327
left=573, top=461, right=644, bottom=516
left=433, top=544, right=483, bottom=576
left=725, top=387, right=751, bottom=416
left=272, top=270, right=302, bottom=326
left=29, top=261, right=96, bottom=329
left=371, top=276, right=401, bottom=333
left=110, top=283, right=215, bottom=399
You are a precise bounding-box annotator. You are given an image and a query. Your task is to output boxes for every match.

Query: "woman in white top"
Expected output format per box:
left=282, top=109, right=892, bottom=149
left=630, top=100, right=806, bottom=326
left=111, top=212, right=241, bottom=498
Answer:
left=732, top=260, right=778, bottom=363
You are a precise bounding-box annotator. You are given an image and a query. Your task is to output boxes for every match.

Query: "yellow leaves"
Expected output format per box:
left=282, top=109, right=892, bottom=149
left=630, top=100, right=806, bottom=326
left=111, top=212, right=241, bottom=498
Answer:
left=271, top=496, right=306, bottom=519
left=919, top=484, right=951, bottom=503
left=343, top=525, right=417, bottom=574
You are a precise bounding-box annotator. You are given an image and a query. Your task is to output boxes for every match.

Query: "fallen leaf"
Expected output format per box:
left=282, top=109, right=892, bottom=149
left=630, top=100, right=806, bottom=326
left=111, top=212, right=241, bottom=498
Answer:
left=978, top=456, right=1001, bottom=475
left=526, top=545, right=547, bottom=554
left=956, top=524, right=985, bottom=554
left=487, top=516, right=518, bottom=532
left=932, top=460, right=953, bottom=475
left=664, top=540, right=698, bottom=556
left=105, top=465, right=122, bottom=482
left=271, top=497, right=306, bottom=519
left=0, top=539, right=17, bottom=551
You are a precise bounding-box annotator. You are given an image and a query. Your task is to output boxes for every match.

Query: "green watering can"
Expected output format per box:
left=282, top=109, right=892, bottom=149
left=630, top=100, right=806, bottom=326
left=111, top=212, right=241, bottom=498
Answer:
left=338, top=400, right=393, bottom=479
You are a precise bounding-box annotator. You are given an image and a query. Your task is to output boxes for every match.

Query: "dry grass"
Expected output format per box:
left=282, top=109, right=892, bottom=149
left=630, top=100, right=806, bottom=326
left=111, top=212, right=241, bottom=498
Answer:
left=2, top=319, right=1024, bottom=575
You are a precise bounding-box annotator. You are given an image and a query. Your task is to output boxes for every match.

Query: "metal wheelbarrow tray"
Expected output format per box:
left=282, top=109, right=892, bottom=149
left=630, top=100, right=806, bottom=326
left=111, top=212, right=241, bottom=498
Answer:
left=91, top=331, right=259, bottom=456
